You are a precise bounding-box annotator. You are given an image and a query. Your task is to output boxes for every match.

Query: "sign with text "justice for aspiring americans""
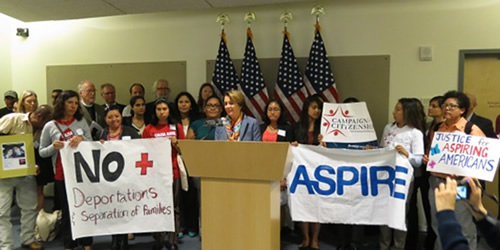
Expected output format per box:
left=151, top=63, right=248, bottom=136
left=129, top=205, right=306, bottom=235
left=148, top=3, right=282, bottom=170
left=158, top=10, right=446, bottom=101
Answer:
left=427, top=132, right=500, bottom=181
left=60, top=138, right=174, bottom=239
left=287, top=145, right=413, bottom=231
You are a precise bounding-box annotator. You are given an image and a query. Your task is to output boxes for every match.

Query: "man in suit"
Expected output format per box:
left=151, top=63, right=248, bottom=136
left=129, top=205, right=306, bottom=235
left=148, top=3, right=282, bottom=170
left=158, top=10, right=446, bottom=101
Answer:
left=465, top=93, right=496, bottom=138
left=100, top=83, right=125, bottom=113
left=145, top=79, right=172, bottom=124
left=78, top=80, right=105, bottom=139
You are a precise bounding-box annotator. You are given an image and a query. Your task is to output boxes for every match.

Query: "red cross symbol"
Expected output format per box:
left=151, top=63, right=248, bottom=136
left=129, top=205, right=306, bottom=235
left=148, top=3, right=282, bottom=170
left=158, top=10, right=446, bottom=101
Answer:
left=136, top=153, right=153, bottom=175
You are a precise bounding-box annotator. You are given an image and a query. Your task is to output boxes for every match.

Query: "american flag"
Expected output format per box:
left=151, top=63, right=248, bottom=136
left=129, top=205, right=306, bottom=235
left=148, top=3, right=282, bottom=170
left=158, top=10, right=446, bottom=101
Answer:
left=212, top=31, right=239, bottom=97
left=239, top=28, right=269, bottom=123
left=304, top=24, right=339, bottom=103
left=273, top=31, right=308, bottom=123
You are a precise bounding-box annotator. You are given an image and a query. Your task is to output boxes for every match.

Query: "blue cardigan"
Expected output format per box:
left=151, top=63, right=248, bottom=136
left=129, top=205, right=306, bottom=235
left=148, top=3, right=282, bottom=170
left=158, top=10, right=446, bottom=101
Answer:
left=215, top=115, right=261, bottom=141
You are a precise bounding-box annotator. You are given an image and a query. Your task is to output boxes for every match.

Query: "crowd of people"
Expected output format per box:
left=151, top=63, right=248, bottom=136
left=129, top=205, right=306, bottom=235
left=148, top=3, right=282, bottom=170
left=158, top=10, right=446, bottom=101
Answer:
left=0, top=80, right=499, bottom=250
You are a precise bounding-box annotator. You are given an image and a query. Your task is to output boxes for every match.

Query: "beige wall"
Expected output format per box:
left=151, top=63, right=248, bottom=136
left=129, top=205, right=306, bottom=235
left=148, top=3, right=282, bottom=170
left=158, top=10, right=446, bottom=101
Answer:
left=2, top=0, right=500, bottom=121
left=0, top=13, right=20, bottom=96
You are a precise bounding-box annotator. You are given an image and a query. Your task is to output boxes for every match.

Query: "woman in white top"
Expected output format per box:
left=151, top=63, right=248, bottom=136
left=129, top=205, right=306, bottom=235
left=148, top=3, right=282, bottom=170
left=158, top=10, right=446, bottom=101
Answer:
left=379, top=98, right=425, bottom=250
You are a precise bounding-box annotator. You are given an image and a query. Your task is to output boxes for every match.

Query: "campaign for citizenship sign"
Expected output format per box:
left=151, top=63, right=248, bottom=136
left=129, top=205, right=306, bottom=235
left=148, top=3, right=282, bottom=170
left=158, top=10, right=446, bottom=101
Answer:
left=427, top=132, right=500, bottom=181
left=287, top=145, right=413, bottom=231
left=320, top=102, right=377, bottom=148
left=60, top=138, right=174, bottom=239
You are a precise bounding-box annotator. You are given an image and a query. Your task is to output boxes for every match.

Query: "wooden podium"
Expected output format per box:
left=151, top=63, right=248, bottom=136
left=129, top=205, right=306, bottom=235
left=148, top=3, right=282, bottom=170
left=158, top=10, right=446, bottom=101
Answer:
left=178, top=140, right=292, bottom=250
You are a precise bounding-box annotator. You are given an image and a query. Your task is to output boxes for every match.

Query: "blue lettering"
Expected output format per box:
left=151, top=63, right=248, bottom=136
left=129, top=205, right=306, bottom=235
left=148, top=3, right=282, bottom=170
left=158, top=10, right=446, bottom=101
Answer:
left=313, top=165, right=336, bottom=195
left=289, top=165, right=315, bottom=194
left=360, top=166, right=369, bottom=196
left=337, top=167, right=359, bottom=195
left=370, top=166, right=395, bottom=196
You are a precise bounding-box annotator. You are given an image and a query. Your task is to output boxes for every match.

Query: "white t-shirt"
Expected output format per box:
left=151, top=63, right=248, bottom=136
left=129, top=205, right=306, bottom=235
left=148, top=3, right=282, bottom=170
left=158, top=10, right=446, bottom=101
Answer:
left=380, top=123, right=424, bottom=168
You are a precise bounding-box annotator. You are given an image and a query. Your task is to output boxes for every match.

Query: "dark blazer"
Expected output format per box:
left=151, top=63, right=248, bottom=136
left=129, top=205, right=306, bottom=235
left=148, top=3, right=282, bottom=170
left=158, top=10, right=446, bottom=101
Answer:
left=99, top=125, right=140, bottom=140
left=259, top=123, right=292, bottom=142
left=81, top=103, right=106, bottom=127
left=470, top=113, right=496, bottom=138
left=495, top=114, right=500, bottom=136
left=290, top=122, right=320, bottom=145
left=215, top=115, right=261, bottom=141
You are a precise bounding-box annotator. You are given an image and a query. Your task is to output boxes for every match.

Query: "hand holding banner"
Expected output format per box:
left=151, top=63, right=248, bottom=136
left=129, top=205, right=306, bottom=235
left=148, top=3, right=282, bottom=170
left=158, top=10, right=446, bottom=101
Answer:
left=427, top=131, right=500, bottom=181
left=60, top=138, right=174, bottom=239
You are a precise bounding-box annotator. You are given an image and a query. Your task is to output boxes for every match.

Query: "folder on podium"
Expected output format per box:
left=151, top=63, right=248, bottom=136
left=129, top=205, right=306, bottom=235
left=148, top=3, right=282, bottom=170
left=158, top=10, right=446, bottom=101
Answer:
left=178, top=140, right=292, bottom=250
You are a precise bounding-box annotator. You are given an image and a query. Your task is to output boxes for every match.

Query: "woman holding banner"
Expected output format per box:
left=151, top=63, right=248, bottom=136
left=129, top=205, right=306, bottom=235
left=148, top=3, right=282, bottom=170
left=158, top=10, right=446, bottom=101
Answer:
left=99, top=105, right=140, bottom=250
left=215, top=90, right=261, bottom=141
left=426, top=91, right=485, bottom=250
left=379, top=98, right=425, bottom=250
left=39, top=90, right=93, bottom=250
left=290, top=94, right=323, bottom=250
left=142, top=98, right=184, bottom=250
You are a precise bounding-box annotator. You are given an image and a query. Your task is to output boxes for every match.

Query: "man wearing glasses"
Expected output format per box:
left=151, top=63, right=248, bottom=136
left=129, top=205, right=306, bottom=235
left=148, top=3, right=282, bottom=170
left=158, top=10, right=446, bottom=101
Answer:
left=78, top=80, right=105, bottom=140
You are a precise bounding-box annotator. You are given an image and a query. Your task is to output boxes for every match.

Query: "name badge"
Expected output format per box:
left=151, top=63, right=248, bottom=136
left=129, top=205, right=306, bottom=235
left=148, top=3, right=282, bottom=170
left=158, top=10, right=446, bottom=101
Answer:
left=169, top=124, right=176, bottom=130
left=278, top=129, right=286, bottom=137
left=122, top=136, right=132, bottom=140
left=76, top=128, right=84, bottom=136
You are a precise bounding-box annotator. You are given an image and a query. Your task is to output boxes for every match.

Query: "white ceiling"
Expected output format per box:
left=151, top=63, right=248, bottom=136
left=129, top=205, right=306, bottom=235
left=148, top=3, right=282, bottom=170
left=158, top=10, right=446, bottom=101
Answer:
left=0, top=0, right=309, bottom=22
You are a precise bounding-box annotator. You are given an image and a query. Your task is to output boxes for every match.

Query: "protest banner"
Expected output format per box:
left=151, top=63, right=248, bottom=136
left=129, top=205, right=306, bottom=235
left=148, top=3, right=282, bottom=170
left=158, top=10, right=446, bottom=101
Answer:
left=60, top=138, right=174, bottom=239
left=0, top=134, right=36, bottom=179
left=287, top=145, right=413, bottom=231
left=320, top=102, right=377, bottom=149
left=427, top=131, right=500, bottom=181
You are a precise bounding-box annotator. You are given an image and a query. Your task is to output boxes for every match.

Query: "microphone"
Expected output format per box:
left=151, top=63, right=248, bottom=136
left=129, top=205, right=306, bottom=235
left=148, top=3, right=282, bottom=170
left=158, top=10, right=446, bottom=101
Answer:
left=204, top=118, right=225, bottom=127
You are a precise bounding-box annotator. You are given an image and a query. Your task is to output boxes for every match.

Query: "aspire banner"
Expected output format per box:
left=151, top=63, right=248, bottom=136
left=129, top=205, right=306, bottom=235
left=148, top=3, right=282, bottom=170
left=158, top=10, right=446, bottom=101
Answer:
left=287, top=145, right=413, bottom=231
left=60, top=138, right=174, bottom=239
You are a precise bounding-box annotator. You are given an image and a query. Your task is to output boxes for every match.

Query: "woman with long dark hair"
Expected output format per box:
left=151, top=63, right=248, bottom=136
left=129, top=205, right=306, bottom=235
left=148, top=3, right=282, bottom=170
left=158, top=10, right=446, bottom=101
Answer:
left=142, top=98, right=184, bottom=250
left=196, top=83, right=215, bottom=113
left=290, top=94, right=323, bottom=250
left=174, top=92, right=200, bottom=137
left=39, top=90, right=93, bottom=250
left=122, top=96, right=147, bottom=136
left=379, top=98, right=425, bottom=250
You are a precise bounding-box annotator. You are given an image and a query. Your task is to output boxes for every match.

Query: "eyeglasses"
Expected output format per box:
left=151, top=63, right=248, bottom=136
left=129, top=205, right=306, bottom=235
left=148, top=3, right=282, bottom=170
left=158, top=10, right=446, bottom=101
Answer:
left=267, top=108, right=281, bottom=112
left=157, top=87, right=170, bottom=91
left=206, top=104, right=221, bottom=109
left=441, top=103, right=460, bottom=109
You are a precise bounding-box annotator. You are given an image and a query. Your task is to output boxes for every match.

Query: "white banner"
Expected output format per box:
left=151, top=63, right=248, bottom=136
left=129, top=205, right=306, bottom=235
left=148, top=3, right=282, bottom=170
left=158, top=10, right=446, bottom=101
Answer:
left=60, top=138, right=174, bottom=239
left=320, top=102, right=377, bottom=148
left=427, top=132, right=500, bottom=181
left=287, top=145, right=413, bottom=231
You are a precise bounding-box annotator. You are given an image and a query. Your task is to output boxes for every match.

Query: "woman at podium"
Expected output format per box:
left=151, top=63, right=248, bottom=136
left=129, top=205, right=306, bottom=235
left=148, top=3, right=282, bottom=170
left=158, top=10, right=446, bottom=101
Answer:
left=290, top=94, right=324, bottom=250
left=215, top=90, right=261, bottom=141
